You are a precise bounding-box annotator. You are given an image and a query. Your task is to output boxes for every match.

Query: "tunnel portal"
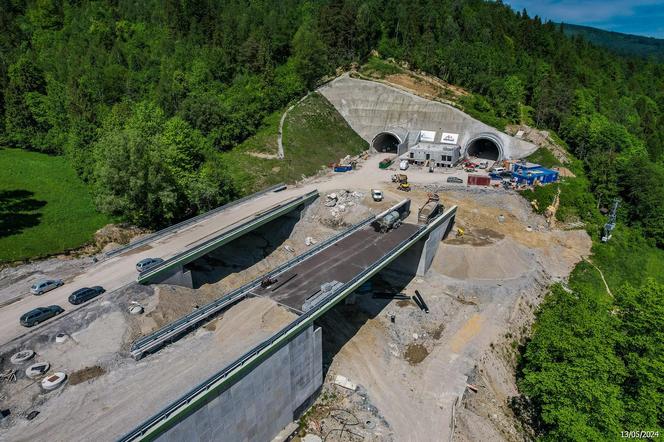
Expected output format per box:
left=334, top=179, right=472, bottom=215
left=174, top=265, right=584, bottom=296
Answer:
left=372, top=132, right=400, bottom=153
left=466, top=138, right=501, bottom=161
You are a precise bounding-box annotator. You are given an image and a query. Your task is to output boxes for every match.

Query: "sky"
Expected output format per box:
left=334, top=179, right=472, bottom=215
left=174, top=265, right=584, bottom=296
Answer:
left=504, top=1, right=664, bottom=38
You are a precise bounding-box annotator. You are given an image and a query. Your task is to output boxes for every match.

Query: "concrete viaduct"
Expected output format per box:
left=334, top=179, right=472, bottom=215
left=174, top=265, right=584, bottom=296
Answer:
left=118, top=198, right=457, bottom=442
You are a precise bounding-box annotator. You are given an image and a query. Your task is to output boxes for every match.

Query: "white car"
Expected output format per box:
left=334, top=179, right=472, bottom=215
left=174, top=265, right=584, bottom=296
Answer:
left=30, top=279, right=64, bottom=295
left=371, top=189, right=384, bottom=201
left=399, top=160, right=409, bottom=170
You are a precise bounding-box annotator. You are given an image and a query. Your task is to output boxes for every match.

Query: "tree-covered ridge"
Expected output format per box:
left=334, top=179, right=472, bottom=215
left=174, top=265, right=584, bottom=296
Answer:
left=1, top=0, right=663, bottom=243
left=561, top=23, right=664, bottom=63
left=518, top=249, right=664, bottom=440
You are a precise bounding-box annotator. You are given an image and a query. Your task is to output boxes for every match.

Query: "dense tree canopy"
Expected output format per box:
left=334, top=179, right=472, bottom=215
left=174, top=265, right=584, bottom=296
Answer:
left=1, top=0, right=663, bottom=237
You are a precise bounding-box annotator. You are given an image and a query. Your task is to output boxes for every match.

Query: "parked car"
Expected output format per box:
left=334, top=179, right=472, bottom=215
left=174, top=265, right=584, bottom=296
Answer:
left=479, top=161, right=489, bottom=169
left=68, top=286, right=105, bottom=305
left=371, top=189, right=384, bottom=201
left=492, top=166, right=506, bottom=173
left=399, top=160, right=409, bottom=170
left=30, top=279, right=64, bottom=295
left=20, top=305, right=64, bottom=327
left=447, top=176, right=463, bottom=184
left=136, top=257, right=164, bottom=273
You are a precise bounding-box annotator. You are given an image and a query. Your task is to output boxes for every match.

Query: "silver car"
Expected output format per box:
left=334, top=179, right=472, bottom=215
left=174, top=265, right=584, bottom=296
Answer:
left=136, top=257, right=164, bottom=273
left=30, top=279, right=64, bottom=295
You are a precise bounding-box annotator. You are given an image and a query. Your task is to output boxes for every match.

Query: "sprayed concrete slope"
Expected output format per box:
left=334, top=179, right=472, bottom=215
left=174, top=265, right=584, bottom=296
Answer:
left=319, top=74, right=536, bottom=159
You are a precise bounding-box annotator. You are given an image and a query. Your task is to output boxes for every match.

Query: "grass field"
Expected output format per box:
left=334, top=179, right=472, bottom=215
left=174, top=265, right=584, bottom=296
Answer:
left=0, top=147, right=111, bottom=262
left=221, top=92, right=368, bottom=194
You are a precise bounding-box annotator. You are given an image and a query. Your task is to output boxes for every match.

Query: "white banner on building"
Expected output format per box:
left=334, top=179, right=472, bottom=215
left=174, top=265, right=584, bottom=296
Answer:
left=441, top=132, right=459, bottom=144
left=420, top=130, right=436, bottom=142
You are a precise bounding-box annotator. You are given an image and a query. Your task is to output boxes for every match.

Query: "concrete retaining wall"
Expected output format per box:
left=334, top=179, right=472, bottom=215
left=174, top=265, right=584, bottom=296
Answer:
left=319, top=75, right=536, bottom=160
left=156, top=326, right=322, bottom=442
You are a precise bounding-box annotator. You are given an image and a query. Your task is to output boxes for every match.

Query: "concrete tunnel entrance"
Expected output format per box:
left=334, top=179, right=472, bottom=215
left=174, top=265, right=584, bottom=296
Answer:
left=466, top=138, right=501, bottom=161
left=372, top=132, right=400, bottom=153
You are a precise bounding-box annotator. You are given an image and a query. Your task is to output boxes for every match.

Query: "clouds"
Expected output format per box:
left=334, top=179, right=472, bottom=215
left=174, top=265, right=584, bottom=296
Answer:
left=504, top=0, right=664, bottom=38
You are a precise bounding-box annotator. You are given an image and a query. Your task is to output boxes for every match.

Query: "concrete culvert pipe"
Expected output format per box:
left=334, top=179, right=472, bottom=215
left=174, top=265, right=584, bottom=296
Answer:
left=466, top=137, right=501, bottom=161
left=41, top=372, right=67, bottom=390
left=372, top=132, right=400, bottom=153
left=26, top=362, right=50, bottom=379
left=10, top=350, right=35, bottom=364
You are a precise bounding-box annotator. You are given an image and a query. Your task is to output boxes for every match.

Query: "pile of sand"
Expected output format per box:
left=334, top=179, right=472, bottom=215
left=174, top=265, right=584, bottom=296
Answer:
left=433, top=239, right=534, bottom=281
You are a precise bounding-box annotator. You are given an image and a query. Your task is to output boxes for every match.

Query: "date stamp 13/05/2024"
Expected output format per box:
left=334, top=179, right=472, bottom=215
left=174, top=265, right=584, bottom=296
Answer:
left=621, top=431, right=660, bottom=439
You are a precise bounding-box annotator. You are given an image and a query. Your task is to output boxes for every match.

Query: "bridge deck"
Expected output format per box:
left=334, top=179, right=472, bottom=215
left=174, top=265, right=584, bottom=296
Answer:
left=255, top=223, right=419, bottom=310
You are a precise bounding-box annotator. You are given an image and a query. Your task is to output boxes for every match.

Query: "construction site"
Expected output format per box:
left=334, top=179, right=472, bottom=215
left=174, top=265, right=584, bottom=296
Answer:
left=0, top=71, right=591, bottom=442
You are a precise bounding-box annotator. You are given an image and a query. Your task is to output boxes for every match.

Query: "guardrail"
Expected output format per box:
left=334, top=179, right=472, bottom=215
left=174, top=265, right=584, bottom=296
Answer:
left=130, top=214, right=376, bottom=359
left=105, top=184, right=288, bottom=259
left=136, top=190, right=319, bottom=285
left=119, top=206, right=457, bottom=442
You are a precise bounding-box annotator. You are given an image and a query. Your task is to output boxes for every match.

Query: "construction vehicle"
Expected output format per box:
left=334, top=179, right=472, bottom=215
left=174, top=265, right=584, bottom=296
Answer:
left=418, top=193, right=443, bottom=224
left=456, top=227, right=465, bottom=237
left=374, top=210, right=403, bottom=233
left=601, top=198, right=619, bottom=242
left=391, top=173, right=408, bottom=183
left=379, top=157, right=394, bottom=169
left=397, top=182, right=411, bottom=192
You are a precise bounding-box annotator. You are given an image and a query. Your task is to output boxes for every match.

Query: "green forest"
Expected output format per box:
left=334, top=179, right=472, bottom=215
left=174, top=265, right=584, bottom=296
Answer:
left=561, top=23, right=664, bottom=62
left=1, top=1, right=663, bottom=438
left=2, top=0, right=663, bottom=239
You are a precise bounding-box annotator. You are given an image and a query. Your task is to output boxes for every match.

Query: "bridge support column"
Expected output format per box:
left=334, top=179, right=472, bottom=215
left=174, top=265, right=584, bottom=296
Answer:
left=393, top=212, right=456, bottom=276
left=155, top=265, right=193, bottom=288
left=415, top=212, right=455, bottom=276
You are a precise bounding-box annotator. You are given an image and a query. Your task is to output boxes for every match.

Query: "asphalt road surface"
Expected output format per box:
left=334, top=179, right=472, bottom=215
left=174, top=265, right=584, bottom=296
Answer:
left=0, top=188, right=314, bottom=346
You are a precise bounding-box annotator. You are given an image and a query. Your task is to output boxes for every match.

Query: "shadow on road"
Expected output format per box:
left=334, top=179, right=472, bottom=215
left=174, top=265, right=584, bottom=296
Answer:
left=0, top=189, right=46, bottom=238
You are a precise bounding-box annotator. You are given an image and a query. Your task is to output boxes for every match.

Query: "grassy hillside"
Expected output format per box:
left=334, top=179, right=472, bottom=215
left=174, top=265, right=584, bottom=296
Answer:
left=561, top=23, right=664, bottom=61
left=0, top=148, right=110, bottom=262
left=221, top=92, right=368, bottom=194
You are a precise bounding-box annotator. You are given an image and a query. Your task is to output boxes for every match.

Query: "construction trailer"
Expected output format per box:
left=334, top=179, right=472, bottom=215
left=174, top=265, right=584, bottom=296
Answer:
left=511, top=162, right=559, bottom=185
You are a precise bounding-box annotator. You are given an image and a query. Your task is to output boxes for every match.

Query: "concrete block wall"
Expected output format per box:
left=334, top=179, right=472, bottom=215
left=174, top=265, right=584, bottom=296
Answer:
left=157, top=325, right=322, bottom=442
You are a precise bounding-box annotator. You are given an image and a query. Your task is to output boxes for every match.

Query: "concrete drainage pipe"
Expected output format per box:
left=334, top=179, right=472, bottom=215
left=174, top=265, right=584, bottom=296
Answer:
left=41, top=372, right=67, bottom=390
left=26, top=362, right=50, bottom=379
left=10, top=350, right=35, bottom=364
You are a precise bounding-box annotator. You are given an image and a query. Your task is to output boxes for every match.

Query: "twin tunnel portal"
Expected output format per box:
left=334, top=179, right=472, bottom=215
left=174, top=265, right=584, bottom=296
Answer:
left=372, top=131, right=503, bottom=161
left=121, top=189, right=457, bottom=441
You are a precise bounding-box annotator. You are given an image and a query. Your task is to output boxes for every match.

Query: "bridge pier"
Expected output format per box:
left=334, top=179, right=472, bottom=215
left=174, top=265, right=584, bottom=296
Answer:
left=393, top=211, right=456, bottom=276
left=155, top=266, right=194, bottom=288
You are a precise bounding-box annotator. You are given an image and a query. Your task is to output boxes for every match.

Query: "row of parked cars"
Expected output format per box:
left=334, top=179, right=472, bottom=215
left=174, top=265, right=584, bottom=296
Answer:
left=20, top=286, right=107, bottom=327
left=20, top=257, right=165, bottom=328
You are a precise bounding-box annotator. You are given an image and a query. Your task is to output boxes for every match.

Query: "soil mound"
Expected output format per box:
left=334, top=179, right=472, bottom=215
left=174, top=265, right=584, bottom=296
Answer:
left=433, top=239, right=533, bottom=281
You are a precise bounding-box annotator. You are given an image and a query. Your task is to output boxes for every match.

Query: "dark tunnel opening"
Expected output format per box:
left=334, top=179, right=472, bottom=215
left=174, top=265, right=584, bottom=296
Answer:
left=466, top=138, right=500, bottom=161
left=372, top=133, right=400, bottom=153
